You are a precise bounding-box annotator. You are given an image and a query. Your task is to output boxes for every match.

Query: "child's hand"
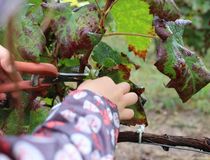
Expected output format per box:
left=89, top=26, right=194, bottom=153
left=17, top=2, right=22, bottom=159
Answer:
left=78, top=77, right=138, bottom=120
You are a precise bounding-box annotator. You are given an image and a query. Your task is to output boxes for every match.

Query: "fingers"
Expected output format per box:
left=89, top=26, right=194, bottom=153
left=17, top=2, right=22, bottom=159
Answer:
left=1, top=57, right=13, bottom=73
left=78, top=77, right=137, bottom=121
left=99, top=76, right=115, bottom=85
left=120, top=92, right=138, bottom=108
left=0, top=45, right=13, bottom=73
left=119, top=108, right=134, bottom=120
left=118, top=92, right=138, bottom=120
left=116, top=82, right=131, bottom=94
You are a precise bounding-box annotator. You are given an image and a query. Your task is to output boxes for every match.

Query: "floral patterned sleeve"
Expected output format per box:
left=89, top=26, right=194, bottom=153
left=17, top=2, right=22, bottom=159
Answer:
left=0, top=90, right=120, bottom=160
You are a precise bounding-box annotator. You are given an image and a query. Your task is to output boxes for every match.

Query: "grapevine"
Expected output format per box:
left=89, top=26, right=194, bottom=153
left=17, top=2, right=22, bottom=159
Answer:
left=0, top=0, right=209, bottom=156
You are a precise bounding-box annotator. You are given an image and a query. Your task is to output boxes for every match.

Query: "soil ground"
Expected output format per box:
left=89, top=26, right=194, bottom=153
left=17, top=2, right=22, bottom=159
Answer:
left=115, top=109, right=210, bottom=160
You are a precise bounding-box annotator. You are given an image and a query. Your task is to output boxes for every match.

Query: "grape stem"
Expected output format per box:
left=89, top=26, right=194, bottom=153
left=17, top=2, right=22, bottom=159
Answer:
left=104, top=0, right=116, bottom=13
left=104, top=32, right=158, bottom=38
left=94, top=0, right=102, bottom=12
left=99, top=0, right=118, bottom=29
left=104, top=0, right=119, bottom=16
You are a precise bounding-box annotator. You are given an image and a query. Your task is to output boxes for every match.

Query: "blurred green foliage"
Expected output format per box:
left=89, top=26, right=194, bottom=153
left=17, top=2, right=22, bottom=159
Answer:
left=176, top=0, right=210, bottom=56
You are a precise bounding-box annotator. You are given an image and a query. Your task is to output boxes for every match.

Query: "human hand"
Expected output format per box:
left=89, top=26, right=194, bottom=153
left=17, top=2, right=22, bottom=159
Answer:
left=0, top=45, right=21, bottom=100
left=77, top=77, right=138, bottom=120
left=0, top=45, right=14, bottom=73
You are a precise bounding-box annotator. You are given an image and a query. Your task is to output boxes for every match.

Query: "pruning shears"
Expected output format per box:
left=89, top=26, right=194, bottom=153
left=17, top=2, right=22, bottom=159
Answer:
left=0, top=61, right=88, bottom=93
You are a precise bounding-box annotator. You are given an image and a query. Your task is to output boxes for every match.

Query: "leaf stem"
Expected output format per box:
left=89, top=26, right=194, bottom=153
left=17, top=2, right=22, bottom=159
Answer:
left=104, top=0, right=119, bottom=16
left=94, top=0, right=102, bottom=12
left=104, top=32, right=158, bottom=39
left=104, top=0, right=115, bottom=12
left=99, top=0, right=117, bottom=29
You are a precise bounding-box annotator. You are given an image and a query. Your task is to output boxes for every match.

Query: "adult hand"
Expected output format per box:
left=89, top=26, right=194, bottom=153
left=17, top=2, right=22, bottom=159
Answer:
left=78, top=76, right=138, bottom=120
left=0, top=45, right=14, bottom=73
left=0, top=45, right=21, bottom=100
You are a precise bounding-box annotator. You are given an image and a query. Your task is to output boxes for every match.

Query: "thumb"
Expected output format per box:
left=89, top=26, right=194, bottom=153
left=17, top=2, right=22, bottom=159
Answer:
left=1, top=57, right=13, bottom=73
left=0, top=45, right=13, bottom=73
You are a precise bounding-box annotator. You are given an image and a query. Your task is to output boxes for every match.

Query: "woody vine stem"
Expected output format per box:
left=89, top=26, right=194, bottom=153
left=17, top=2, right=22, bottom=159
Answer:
left=118, top=132, right=210, bottom=155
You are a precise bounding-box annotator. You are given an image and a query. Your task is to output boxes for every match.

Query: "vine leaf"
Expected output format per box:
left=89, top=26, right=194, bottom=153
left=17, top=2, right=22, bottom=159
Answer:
left=5, top=109, right=22, bottom=135
left=0, top=108, right=12, bottom=130
left=16, top=15, right=46, bottom=62
left=28, top=0, right=42, bottom=6
left=122, top=85, right=148, bottom=126
left=146, top=0, right=181, bottom=21
left=48, top=3, right=102, bottom=58
left=94, top=37, right=147, bottom=125
left=28, top=107, right=50, bottom=133
left=155, top=18, right=210, bottom=102
left=128, top=45, right=147, bottom=61
left=58, top=58, right=80, bottom=67
left=92, top=42, right=121, bottom=67
left=110, top=0, right=153, bottom=52
left=108, top=70, right=148, bottom=126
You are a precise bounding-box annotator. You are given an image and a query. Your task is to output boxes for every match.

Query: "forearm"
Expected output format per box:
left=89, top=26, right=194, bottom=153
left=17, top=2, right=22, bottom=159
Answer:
left=0, top=90, right=120, bottom=160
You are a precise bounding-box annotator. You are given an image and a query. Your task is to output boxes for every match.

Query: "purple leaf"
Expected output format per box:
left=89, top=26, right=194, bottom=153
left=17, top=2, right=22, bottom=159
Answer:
left=155, top=18, right=210, bottom=102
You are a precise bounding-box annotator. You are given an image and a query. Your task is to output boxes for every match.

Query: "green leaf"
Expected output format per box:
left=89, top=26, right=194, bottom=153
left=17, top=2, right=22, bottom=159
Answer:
left=155, top=19, right=210, bottom=102
left=88, top=0, right=105, bottom=8
left=102, top=36, right=128, bottom=53
left=29, top=107, right=50, bottom=133
left=5, top=109, right=22, bottom=135
left=0, top=108, right=12, bottom=128
left=123, top=96, right=148, bottom=126
left=49, top=4, right=102, bottom=58
left=58, top=58, right=80, bottom=67
left=46, top=3, right=76, bottom=57
left=92, top=42, right=121, bottom=67
left=16, top=15, right=46, bottom=62
left=43, top=97, right=53, bottom=106
left=27, top=0, right=42, bottom=6
left=28, top=6, right=44, bottom=24
left=101, top=69, right=148, bottom=125
left=87, top=32, right=103, bottom=46
left=110, top=0, right=153, bottom=51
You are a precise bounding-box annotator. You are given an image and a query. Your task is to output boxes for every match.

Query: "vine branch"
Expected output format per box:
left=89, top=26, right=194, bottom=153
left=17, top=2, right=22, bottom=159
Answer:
left=118, top=131, right=210, bottom=155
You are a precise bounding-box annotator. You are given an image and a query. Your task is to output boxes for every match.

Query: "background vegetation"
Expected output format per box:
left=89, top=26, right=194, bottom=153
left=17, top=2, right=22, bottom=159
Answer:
left=137, top=0, right=210, bottom=113
left=0, top=0, right=209, bottom=136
